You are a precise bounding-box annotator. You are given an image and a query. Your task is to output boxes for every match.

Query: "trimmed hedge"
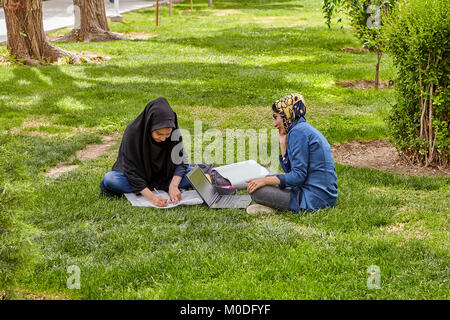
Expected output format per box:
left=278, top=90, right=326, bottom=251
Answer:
left=384, top=0, right=449, bottom=166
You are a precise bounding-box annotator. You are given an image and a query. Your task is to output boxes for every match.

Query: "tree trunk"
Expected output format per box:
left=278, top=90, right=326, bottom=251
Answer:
left=169, top=0, right=173, bottom=16
left=2, top=0, right=76, bottom=65
left=57, top=0, right=126, bottom=42
left=156, top=0, right=159, bottom=26
left=74, top=0, right=81, bottom=29
left=208, top=0, right=212, bottom=7
left=375, top=51, right=382, bottom=90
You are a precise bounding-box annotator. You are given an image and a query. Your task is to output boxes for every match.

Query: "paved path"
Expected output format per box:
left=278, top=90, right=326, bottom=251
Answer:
left=0, top=0, right=172, bottom=43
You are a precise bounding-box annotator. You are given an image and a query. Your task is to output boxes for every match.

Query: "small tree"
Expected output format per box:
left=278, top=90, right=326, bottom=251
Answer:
left=384, top=0, right=449, bottom=166
left=322, top=0, right=395, bottom=89
left=57, top=0, right=126, bottom=42
left=2, top=0, right=76, bottom=65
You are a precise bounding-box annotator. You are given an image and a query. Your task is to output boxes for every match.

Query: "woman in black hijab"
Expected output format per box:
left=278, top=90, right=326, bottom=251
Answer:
left=100, top=97, right=189, bottom=207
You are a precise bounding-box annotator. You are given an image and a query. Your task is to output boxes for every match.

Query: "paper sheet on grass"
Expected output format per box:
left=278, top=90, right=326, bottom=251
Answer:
left=212, top=160, right=270, bottom=189
left=124, top=190, right=203, bottom=208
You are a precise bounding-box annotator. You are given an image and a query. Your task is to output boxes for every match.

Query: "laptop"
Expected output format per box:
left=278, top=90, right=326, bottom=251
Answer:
left=186, top=166, right=252, bottom=209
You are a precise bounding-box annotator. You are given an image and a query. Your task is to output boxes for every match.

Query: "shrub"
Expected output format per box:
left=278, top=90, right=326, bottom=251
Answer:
left=384, top=0, right=449, bottom=166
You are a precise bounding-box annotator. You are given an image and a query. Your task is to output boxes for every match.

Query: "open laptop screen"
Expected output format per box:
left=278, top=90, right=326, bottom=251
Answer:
left=186, top=167, right=217, bottom=207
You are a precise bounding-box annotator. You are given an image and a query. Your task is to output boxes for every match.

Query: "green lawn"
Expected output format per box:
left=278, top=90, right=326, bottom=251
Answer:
left=0, top=0, right=448, bottom=299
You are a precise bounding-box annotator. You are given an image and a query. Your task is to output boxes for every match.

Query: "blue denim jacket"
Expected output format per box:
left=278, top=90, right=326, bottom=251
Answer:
left=276, top=118, right=338, bottom=211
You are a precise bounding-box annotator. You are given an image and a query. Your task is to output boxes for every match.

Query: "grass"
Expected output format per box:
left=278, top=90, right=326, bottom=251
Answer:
left=0, top=0, right=449, bottom=299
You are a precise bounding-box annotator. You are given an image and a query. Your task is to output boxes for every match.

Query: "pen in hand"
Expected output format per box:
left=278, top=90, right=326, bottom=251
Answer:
left=153, top=188, right=169, bottom=206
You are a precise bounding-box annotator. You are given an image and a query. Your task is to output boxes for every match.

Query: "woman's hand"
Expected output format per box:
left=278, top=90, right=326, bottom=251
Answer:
left=247, top=176, right=281, bottom=194
left=279, top=132, right=287, bottom=157
left=141, top=187, right=168, bottom=207
left=168, top=182, right=182, bottom=205
left=247, top=177, right=267, bottom=194
left=151, top=195, right=169, bottom=207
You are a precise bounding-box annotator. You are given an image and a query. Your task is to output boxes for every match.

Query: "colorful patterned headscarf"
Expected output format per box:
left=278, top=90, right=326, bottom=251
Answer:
left=273, top=93, right=306, bottom=132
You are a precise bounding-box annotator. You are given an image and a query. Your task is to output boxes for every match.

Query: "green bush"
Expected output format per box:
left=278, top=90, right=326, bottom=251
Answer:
left=384, top=0, right=449, bottom=166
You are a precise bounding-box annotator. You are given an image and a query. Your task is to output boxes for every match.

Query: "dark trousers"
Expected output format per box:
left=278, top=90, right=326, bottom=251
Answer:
left=250, top=185, right=292, bottom=211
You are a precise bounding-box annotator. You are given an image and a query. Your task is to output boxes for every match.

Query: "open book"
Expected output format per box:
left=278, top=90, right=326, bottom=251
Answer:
left=124, top=190, right=203, bottom=208
left=212, top=160, right=270, bottom=189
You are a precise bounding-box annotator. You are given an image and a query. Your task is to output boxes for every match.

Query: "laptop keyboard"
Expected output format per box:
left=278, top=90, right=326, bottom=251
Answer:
left=216, top=196, right=234, bottom=206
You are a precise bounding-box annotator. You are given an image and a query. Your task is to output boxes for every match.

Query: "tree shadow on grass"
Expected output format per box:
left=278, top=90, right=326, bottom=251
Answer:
left=185, top=0, right=306, bottom=11
left=0, top=24, right=394, bottom=140
left=1, top=58, right=391, bottom=145
left=1, top=19, right=393, bottom=131
left=147, top=24, right=395, bottom=93
left=152, top=25, right=357, bottom=57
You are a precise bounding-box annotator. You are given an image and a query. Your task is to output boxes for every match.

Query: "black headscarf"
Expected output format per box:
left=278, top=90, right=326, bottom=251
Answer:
left=112, top=97, right=187, bottom=193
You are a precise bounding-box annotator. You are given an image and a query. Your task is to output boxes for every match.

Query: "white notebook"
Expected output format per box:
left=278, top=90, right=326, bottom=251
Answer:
left=212, top=160, right=270, bottom=189
left=124, top=190, right=203, bottom=208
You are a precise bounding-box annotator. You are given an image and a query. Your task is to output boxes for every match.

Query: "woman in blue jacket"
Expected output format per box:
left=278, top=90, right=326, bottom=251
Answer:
left=247, top=93, right=338, bottom=212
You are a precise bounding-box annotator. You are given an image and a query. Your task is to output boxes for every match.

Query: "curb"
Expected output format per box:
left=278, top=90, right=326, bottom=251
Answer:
left=0, top=0, right=186, bottom=44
